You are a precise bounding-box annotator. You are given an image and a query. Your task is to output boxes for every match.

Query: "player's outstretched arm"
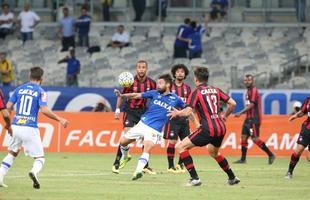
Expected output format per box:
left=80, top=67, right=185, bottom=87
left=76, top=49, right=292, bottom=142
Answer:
left=223, top=98, right=236, bottom=122
left=289, top=110, right=305, bottom=122
left=114, top=96, right=123, bottom=120
left=114, top=89, right=142, bottom=99
left=234, top=101, right=252, bottom=118
left=168, top=107, right=193, bottom=119
left=189, top=111, right=201, bottom=129
left=40, top=106, right=69, bottom=128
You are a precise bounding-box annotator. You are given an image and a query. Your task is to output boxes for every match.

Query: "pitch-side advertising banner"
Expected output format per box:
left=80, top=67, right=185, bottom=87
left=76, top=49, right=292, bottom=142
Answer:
left=0, top=113, right=305, bottom=157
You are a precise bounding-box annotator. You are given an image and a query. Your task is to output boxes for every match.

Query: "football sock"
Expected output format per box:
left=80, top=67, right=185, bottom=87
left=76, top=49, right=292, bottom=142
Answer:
left=31, top=158, right=45, bottom=174
left=214, top=155, right=235, bottom=180
left=135, top=153, right=149, bottom=173
left=113, top=146, right=122, bottom=166
left=288, top=152, right=300, bottom=174
left=120, top=145, right=130, bottom=159
left=178, top=156, right=183, bottom=166
left=0, top=154, right=15, bottom=177
left=241, top=140, right=248, bottom=161
left=180, top=151, right=199, bottom=179
left=254, top=139, right=273, bottom=157
left=167, top=143, right=175, bottom=168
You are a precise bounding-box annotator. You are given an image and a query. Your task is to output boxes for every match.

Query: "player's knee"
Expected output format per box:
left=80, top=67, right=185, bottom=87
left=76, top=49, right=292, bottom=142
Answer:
left=175, top=142, right=184, bottom=153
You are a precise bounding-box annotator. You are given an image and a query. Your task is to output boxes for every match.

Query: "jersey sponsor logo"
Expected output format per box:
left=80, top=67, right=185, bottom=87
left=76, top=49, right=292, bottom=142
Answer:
left=200, top=88, right=217, bottom=95
left=169, top=96, right=176, bottom=100
left=153, top=100, right=172, bottom=111
left=18, top=89, right=38, bottom=97
left=16, top=118, right=28, bottom=124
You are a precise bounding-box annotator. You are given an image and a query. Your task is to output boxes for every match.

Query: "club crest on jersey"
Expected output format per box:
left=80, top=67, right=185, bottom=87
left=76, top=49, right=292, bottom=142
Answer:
left=153, top=100, right=172, bottom=110
left=169, top=96, right=176, bottom=100
left=41, top=92, right=47, bottom=102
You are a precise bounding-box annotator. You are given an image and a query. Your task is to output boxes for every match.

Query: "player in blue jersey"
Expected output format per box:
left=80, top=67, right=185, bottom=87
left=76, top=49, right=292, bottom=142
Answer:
left=114, top=74, right=199, bottom=180
left=0, top=67, right=68, bottom=189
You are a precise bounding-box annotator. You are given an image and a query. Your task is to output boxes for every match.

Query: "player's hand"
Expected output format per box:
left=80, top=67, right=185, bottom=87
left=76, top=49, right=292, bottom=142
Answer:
left=115, top=108, right=120, bottom=120
left=288, top=115, right=296, bottom=122
left=6, top=125, right=12, bottom=137
left=59, top=118, right=69, bottom=128
left=222, top=116, right=227, bottom=122
left=114, top=89, right=122, bottom=97
left=167, top=107, right=180, bottom=119
left=234, top=112, right=241, bottom=118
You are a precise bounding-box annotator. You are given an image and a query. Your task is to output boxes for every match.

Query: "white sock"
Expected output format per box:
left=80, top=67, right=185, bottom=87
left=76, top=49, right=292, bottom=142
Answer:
left=31, top=158, right=45, bottom=174
left=120, top=145, right=130, bottom=159
left=0, top=154, right=15, bottom=177
left=135, top=153, right=149, bottom=173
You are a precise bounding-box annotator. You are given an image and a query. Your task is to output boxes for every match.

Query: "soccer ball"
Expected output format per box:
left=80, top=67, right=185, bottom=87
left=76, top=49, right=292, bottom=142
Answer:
left=118, top=72, right=134, bottom=87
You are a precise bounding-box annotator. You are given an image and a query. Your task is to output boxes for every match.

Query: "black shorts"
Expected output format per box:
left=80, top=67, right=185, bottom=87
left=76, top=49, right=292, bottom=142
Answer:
left=173, top=45, right=187, bottom=58
left=242, top=119, right=260, bottom=138
left=163, top=117, right=190, bottom=140
left=296, top=124, right=310, bottom=148
left=122, top=108, right=146, bottom=128
left=188, top=127, right=224, bottom=148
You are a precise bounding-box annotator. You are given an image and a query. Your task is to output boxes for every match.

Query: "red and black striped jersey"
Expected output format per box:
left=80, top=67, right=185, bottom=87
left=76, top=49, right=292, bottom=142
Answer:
left=0, top=89, right=5, bottom=110
left=187, top=83, right=230, bottom=137
left=245, top=86, right=262, bottom=123
left=301, top=97, right=310, bottom=129
left=171, top=81, right=191, bottom=106
left=122, top=76, right=156, bottom=109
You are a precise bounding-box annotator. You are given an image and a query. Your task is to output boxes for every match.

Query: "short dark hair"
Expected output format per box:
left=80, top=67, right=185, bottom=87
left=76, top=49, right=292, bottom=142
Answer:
left=63, top=7, right=69, bottom=12
left=30, top=67, right=44, bottom=81
left=2, top=3, right=9, bottom=8
left=245, top=74, right=254, bottom=80
left=184, top=18, right=191, bottom=24
left=190, top=21, right=197, bottom=29
left=158, top=73, right=173, bottom=89
left=194, top=67, right=209, bottom=83
left=81, top=5, right=88, bottom=11
left=136, top=60, right=148, bottom=68
left=171, top=64, right=189, bottom=79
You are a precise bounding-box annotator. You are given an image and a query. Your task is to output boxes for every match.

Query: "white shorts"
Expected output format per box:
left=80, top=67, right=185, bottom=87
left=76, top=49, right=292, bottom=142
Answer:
left=8, top=125, right=44, bottom=158
left=125, top=121, right=162, bottom=144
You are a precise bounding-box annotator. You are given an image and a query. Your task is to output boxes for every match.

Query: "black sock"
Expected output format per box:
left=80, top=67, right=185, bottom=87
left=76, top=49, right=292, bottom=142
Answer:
left=255, top=139, right=273, bottom=157
left=178, top=156, right=183, bottom=166
left=288, top=152, right=300, bottom=174
left=180, top=151, right=199, bottom=179
left=167, top=143, right=175, bottom=168
left=113, top=146, right=122, bottom=166
left=241, top=146, right=247, bottom=161
left=215, top=155, right=235, bottom=180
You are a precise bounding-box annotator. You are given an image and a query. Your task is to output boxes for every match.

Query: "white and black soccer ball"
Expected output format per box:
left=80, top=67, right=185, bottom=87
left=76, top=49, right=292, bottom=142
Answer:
left=118, top=72, right=134, bottom=87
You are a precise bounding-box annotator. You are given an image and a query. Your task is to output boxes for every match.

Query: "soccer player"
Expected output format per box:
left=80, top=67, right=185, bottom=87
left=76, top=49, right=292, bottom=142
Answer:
left=0, top=89, right=12, bottom=139
left=234, top=74, right=275, bottom=164
left=285, top=97, right=310, bottom=178
left=0, top=67, right=68, bottom=189
left=114, top=74, right=196, bottom=180
left=112, top=60, right=156, bottom=174
left=168, top=67, right=240, bottom=186
left=164, top=64, right=193, bottom=173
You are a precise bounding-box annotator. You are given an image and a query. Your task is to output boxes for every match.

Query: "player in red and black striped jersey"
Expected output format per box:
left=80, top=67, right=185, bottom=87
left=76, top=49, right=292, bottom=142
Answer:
left=285, top=97, right=310, bottom=179
left=163, top=64, right=195, bottom=173
left=234, top=74, right=275, bottom=164
left=0, top=89, right=11, bottom=134
left=168, top=67, right=240, bottom=186
left=112, top=60, right=156, bottom=174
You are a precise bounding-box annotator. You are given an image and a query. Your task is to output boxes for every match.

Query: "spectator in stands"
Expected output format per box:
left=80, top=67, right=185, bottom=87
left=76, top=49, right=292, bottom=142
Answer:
left=17, top=3, right=40, bottom=44
left=173, top=18, right=193, bottom=58
left=0, top=3, right=14, bottom=40
left=102, top=0, right=113, bottom=21
left=188, top=21, right=204, bottom=59
left=155, top=0, right=168, bottom=22
left=132, top=0, right=146, bottom=21
left=210, top=0, right=228, bottom=22
left=0, top=52, right=14, bottom=101
left=57, top=47, right=80, bottom=87
left=76, top=6, right=91, bottom=47
left=295, top=0, right=306, bottom=22
left=59, top=7, right=75, bottom=52
left=107, top=25, right=130, bottom=48
left=92, top=100, right=112, bottom=112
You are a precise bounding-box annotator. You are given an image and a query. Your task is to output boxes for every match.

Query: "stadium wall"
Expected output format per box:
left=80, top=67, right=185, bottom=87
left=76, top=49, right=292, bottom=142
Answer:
left=0, top=113, right=305, bottom=157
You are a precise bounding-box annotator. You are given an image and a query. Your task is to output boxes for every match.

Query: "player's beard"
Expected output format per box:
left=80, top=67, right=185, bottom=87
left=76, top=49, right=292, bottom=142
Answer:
left=137, top=72, right=146, bottom=79
left=176, top=77, right=184, bottom=82
left=157, top=87, right=166, bottom=94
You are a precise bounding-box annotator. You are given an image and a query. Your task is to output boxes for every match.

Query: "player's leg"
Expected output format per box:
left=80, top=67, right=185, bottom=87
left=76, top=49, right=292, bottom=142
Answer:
left=307, top=145, right=310, bottom=162
left=176, top=129, right=202, bottom=186
left=208, top=140, right=240, bottom=185
left=176, top=121, right=191, bottom=173
left=163, top=121, right=178, bottom=172
left=285, top=144, right=305, bottom=179
left=234, top=124, right=250, bottom=163
left=251, top=124, right=275, bottom=164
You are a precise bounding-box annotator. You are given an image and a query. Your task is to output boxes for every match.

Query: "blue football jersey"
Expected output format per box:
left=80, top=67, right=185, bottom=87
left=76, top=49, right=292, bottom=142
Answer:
left=141, top=90, right=186, bottom=132
left=9, top=82, right=48, bottom=128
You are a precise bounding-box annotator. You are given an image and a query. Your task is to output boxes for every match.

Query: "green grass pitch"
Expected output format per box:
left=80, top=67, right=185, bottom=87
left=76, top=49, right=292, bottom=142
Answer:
left=0, top=153, right=308, bottom=200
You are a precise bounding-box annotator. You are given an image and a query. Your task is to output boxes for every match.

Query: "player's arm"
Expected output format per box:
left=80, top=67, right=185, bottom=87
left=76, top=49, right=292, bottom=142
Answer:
left=188, top=111, right=201, bottom=129
left=223, top=98, right=236, bottom=122
left=289, top=110, right=305, bottom=122
left=0, top=108, right=12, bottom=135
left=168, top=106, right=192, bottom=119
left=234, top=103, right=253, bottom=117
left=114, top=96, right=123, bottom=120
left=114, top=89, right=142, bottom=99
left=40, top=106, right=68, bottom=128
